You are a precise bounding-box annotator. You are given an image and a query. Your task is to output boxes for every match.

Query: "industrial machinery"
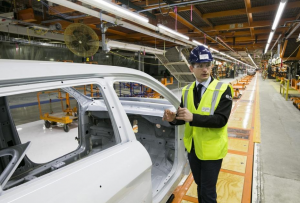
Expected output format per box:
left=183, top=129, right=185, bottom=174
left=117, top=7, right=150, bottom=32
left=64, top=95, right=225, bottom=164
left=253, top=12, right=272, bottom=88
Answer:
left=247, top=68, right=256, bottom=76
left=233, top=88, right=242, bottom=99
left=231, top=79, right=247, bottom=90
left=291, top=97, right=300, bottom=110
left=291, top=77, right=300, bottom=90
left=37, top=89, right=78, bottom=132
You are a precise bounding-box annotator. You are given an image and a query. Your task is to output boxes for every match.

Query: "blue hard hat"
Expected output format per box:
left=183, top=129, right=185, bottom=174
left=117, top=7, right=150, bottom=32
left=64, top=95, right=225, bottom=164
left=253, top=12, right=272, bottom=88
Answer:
left=189, top=45, right=213, bottom=63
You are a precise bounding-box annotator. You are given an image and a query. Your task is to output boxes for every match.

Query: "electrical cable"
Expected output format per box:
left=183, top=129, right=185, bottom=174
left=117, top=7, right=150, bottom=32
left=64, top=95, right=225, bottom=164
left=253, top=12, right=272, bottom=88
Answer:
left=40, top=0, right=69, bottom=19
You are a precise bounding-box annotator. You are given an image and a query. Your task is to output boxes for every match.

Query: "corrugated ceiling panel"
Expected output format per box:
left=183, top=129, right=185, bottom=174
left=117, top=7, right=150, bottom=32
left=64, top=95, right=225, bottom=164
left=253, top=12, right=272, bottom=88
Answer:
left=209, top=15, right=248, bottom=26
left=252, top=11, right=276, bottom=21
left=179, top=10, right=210, bottom=27
left=251, top=0, right=279, bottom=7
left=283, top=39, right=300, bottom=58
left=252, top=7, right=300, bottom=23
left=195, top=0, right=245, bottom=14
left=156, top=15, right=187, bottom=30
left=254, top=27, right=271, bottom=30
left=251, top=0, right=299, bottom=7
left=282, top=7, right=300, bottom=19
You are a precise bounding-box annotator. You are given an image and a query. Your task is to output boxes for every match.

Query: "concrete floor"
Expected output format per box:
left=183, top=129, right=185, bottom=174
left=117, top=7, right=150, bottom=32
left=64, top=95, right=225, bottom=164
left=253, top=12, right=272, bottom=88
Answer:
left=259, top=75, right=300, bottom=203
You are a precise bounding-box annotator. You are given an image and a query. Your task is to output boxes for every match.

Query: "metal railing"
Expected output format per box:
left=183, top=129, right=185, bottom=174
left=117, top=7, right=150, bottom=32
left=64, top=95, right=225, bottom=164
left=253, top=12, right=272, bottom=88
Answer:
left=280, top=78, right=290, bottom=101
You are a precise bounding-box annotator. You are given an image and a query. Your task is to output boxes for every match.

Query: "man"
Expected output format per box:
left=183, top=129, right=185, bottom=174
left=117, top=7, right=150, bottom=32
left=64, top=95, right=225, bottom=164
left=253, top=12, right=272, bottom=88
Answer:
left=163, top=45, right=233, bottom=203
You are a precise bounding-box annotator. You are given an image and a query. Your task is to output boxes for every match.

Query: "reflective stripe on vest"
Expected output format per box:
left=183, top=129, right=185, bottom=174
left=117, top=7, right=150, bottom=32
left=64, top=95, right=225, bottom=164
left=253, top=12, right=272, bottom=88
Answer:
left=210, top=82, right=223, bottom=115
left=184, top=83, right=192, bottom=108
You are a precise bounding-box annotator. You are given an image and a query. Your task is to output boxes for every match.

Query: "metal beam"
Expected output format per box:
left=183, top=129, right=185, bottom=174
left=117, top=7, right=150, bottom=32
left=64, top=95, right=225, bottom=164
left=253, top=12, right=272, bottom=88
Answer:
left=202, top=18, right=294, bottom=32
left=180, top=27, right=287, bottom=37
left=201, top=1, right=300, bottom=19
left=155, top=7, right=193, bottom=14
left=296, top=47, right=300, bottom=58
left=164, top=62, right=187, bottom=66
left=280, top=40, right=288, bottom=58
left=0, top=24, right=64, bottom=41
left=244, top=0, right=254, bottom=37
left=282, top=57, right=300, bottom=61
left=115, top=0, right=156, bottom=19
left=47, top=0, right=193, bottom=46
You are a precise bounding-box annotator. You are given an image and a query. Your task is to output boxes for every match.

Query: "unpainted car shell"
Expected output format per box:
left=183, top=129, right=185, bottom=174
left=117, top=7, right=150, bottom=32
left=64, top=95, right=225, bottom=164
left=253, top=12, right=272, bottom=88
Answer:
left=0, top=60, right=188, bottom=203
left=247, top=69, right=256, bottom=76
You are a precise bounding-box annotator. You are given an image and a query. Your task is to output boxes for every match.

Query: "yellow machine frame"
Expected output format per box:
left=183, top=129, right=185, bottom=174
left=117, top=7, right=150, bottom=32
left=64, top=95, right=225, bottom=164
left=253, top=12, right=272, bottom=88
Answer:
left=37, top=89, right=78, bottom=132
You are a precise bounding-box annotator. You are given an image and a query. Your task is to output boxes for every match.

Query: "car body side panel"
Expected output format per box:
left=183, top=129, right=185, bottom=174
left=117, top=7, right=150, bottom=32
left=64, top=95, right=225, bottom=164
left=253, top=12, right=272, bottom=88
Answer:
left=104, top=77, right=189, bottom=203
left=0, top=142, right=152, bottom=203
left=0, top=61, right=189, bottom=203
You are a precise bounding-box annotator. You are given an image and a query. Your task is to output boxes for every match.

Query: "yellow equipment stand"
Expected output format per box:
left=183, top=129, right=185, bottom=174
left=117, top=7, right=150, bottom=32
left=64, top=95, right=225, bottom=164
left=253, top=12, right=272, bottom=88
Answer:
left=37, top=89, right=78, bottom=132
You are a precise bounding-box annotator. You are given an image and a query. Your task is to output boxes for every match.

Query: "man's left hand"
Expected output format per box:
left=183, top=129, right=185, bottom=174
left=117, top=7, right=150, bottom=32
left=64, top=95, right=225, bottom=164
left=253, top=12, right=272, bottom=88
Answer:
left=176, top=107, right=193, bottom=122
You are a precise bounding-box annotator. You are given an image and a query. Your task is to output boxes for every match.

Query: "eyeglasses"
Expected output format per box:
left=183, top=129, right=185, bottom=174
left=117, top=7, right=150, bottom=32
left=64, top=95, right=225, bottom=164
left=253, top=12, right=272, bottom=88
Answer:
left=192, top=62, right=212, bottom=69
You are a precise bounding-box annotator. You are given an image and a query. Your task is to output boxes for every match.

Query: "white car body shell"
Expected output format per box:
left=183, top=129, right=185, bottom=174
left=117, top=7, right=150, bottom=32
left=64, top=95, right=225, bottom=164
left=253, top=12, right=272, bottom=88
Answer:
left=0, top=60, right=189, bottom=203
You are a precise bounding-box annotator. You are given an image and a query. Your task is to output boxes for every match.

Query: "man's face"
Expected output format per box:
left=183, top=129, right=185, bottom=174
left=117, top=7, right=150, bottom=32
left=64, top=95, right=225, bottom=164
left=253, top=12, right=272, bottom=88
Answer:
left=189, top=62, right=212, bottom=82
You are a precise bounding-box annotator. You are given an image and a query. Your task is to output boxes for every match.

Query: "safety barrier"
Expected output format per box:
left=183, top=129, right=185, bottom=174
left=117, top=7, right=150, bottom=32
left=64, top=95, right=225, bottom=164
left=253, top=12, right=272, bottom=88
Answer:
left=279, top=78, right=290, bottom=101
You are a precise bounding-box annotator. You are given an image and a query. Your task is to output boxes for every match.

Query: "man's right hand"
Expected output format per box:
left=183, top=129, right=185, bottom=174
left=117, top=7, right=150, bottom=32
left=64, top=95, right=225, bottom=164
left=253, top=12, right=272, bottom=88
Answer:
left=162, top=109, right=176, bottom=122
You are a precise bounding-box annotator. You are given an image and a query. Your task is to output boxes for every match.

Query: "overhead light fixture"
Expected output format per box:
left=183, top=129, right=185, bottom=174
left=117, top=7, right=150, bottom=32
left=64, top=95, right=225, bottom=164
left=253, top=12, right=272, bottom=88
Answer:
left=265, top=43, right=270, bottom=54
left=107, top=40, right=165, bottom=55
left=158, top=24, right=189, bottom=40
left=248, top=54, right=258, bottom=68
left=268, top=31, right=275, bottom=44
left=272, top=1, right=287, bottom=30
left=192, top=40, right=207, bottom=47
left=265, top=0, right=287, bottom=53
left=79, top=0, right=149, bottom=23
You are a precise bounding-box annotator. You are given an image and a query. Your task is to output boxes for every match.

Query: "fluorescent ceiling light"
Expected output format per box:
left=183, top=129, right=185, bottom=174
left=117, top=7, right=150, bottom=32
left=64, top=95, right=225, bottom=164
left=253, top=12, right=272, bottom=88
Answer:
left=248, top=54, right=258, bottom=68
left=192, top=40, right=207, bottom=47
left=158, top=24, right=189, bottom=40
left=268, top=31, right=275, bottom=44
left=80, top=0, right=149, bottom=23
left=107, top=40, right=165, bottom=55
left=272, top=1, right=287, bottom=30
left=265, top=43, right=270, bottom=54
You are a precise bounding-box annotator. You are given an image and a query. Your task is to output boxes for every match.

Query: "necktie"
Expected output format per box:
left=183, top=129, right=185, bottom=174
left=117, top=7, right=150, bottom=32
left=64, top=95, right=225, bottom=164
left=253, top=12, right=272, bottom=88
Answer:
left=197, top=84, right=203, bottom=101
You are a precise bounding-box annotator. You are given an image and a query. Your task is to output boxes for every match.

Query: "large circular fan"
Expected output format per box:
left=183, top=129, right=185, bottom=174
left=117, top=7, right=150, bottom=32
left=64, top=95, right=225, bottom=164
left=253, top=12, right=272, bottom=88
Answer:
left=64, top=23, right=99, bottom=57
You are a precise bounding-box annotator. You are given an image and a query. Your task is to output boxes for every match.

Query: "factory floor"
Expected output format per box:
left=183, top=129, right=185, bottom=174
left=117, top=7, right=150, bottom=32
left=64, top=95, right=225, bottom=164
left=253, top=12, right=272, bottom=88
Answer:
left=170, top=73, right=300, bottom=203
left=7, top=73, right=300, bottom=202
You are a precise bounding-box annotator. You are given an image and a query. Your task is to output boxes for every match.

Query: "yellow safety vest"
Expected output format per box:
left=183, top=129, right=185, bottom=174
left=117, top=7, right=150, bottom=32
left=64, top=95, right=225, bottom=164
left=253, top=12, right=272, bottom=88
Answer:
left=182, top=80, right=233, bottom=160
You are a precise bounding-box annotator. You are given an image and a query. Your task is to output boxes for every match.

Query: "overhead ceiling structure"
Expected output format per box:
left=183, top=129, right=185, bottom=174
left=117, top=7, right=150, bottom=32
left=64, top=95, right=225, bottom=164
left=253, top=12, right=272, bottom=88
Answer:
left=0, top=0, right=299, bottom=66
